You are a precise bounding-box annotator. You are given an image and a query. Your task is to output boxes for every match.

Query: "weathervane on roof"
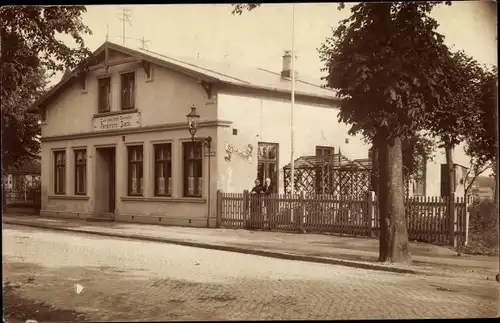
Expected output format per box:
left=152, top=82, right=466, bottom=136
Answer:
left=138, top=37, right=150, bottom=50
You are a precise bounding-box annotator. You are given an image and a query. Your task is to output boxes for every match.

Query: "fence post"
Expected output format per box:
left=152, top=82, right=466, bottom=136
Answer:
left=464, top=195, right=471, bottom=246
left=299, top=191, right=306, bottom=233
left=448, top=192, right=458, bottom=247
left=243, top=190, right=249, bottom=228
left=366, top=190, right=375, bottom=237
left=216, top=190, right=222, bottom=228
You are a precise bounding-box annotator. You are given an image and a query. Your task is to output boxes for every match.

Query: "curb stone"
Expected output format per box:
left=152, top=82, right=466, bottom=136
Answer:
left=3, top=220, right=491, bottom=279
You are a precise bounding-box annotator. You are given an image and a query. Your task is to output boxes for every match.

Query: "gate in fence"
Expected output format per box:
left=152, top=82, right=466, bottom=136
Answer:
left=216, top=190, right=470, bottom=247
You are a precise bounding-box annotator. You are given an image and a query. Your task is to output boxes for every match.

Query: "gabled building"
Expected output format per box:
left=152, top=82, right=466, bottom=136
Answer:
left=28, top=41, right=370, bottom=227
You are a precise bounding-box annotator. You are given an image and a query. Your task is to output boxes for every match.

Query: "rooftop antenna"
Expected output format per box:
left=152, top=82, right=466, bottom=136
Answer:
left=138, top=37, right=150, bottom=50
left=117, top=7, right=132, bottom=45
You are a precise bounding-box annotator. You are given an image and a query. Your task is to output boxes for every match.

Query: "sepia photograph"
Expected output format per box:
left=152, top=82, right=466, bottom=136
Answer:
left=1, top=2, right=498, bottom=321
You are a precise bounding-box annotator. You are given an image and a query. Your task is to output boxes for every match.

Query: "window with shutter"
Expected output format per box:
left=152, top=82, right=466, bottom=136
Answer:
left=183, top=142, right=203, bottom=197
left=54, top=150, right=66, bottom=195
left=154, top=143, right=172, bottom=196
left=128, top=145, right=143, bottom=196
left=121, top=72, right=135, bottom=110
left=74, top=149, right=87, bottom=195
left=98, top=77, right=111, bottom=113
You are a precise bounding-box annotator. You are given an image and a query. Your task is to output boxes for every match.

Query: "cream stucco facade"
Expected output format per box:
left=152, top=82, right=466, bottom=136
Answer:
left=37, top=42, right=367, bottom=227
left=216, top=91, right=369, bottom=194
left=37, top=42, right=466, bottom=228
left=39, top=46, right=223, bottom=227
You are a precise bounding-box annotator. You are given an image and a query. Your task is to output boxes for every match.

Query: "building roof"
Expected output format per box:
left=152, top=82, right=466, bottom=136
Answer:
left=284, top=153, right=371, bottom=170
left=472, top=176, right=495, bottom=189
left=29, top=41, right=339, bottom=112
left=5, top=159, right=41, bottom=175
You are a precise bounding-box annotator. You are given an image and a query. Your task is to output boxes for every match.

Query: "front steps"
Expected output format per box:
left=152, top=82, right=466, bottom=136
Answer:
left=86, top=213, right=115, bottom=222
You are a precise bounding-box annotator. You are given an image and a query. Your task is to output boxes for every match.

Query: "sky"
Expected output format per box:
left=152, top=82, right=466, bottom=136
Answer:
left=52, top=2, right=497, bottom=86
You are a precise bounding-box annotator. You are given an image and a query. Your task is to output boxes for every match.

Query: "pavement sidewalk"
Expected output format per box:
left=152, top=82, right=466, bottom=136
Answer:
left=3, top=214, right=498, bottom=280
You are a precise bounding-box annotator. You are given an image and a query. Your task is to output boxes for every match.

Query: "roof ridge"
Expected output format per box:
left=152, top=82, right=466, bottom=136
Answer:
left=257, top=67, right=332, bottom=91
left=137, top=47, right=251, bottom=85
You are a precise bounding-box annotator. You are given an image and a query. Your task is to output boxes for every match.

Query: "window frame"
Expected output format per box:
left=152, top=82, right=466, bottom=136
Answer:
left=54, top=150, right=66, bottom=195
left=315, top=145, right=334, bottom=157
left=257, top=142, right=279, bottom=194
left=183, top=141, right=203, bottom=198
left=74, top=149, right=87, bottom=195
left=127, top=145, right=144, bottom=196
left=120, top=72, right=136, bottom=110
left=154, top=143, right=173, bottom=197
left=97, top=76, right=111, bottom=113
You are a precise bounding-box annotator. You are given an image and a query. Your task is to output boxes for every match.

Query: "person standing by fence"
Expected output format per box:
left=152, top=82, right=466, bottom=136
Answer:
left=249, top=179, right=263, bottom=229
left=262, top=177, right=275, bottom=230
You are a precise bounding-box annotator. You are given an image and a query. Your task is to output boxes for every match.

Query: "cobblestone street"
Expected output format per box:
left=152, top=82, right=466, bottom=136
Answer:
left=3, top=224, right=499, bottom=321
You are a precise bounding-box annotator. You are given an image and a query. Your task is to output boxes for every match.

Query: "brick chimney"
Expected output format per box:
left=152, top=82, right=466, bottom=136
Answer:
left=281, top=50, right=297, bottom=79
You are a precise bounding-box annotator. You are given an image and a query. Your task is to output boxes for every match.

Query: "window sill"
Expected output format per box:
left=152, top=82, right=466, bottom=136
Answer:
left=48, top=195, right=89, bottom=200
left=121, top=196, right=207, bottom=203
left=93, top=108, right=138, bottom=118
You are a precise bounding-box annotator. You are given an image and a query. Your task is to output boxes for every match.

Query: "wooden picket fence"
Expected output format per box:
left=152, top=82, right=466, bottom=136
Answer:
left=216, top=190, right=470, bottom=247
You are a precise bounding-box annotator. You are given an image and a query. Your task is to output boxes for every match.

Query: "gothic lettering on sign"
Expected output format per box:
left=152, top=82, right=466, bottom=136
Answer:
left=92, top=112, right=141, bottom=131
left=224, top=142, right=253, bottom=163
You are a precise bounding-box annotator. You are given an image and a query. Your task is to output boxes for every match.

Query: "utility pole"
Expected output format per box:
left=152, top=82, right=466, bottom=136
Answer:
left=495, top=77, right=499, bottom=283
left=105, top=24, right=109, bottom=41
left=290, top=3, right=296, bottom=223
left=117, top=7, right=132, bottom=45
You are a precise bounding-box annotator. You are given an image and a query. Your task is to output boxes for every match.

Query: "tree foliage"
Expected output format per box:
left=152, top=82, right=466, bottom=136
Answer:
left=317, top=2, right=452, bottom=141
left=1, top=68, right=47, bottom=169
left=0, top=6, right=92, bottom=169
left=317, top=2, right=456, bottom=264
left=425, top=50, right=482, bottom=148
left=231, top=2, right=481, bottom=263
left=463, top=65, right=498, bottom=166
left=402, top=134, right=436, bottom=180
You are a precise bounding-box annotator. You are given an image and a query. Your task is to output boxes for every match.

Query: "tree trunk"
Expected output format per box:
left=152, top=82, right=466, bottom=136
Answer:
left=2, top=178, right=7, bottom=213
left=445, top=144, right=455, bottom=196
left=377, top=136, right=411, bottom=264
left=370, top=145, right=379, bottom=196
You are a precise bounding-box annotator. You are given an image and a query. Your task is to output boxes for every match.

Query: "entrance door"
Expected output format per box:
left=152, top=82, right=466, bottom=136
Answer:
left=95, top=147, right=116, bottom=214
left=107, top=149, right=116, bottom=213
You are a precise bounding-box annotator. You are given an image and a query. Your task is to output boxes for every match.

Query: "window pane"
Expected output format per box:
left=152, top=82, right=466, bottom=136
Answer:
left=131, top=164, right=138, bottom=194
left=166, top=161, right=172, bottom=177
left=197, top=177, right=203, bottom=196
left=267, top=146, right=276, bottom=160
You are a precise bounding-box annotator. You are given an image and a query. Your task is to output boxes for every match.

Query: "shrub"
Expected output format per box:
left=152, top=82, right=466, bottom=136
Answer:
left=463, top=200, right=498, bottom=255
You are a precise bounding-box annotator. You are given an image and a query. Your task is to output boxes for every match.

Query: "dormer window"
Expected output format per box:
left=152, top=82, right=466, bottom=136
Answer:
left=121, top=72, right=135, bottom=110
left=98, top=77, right=111, bottom=113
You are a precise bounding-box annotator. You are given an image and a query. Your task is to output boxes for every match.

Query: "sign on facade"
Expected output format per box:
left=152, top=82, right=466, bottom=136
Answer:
left=224, top=142, right=253, bottom=163
left=92, top=112, right=141, bottom=131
